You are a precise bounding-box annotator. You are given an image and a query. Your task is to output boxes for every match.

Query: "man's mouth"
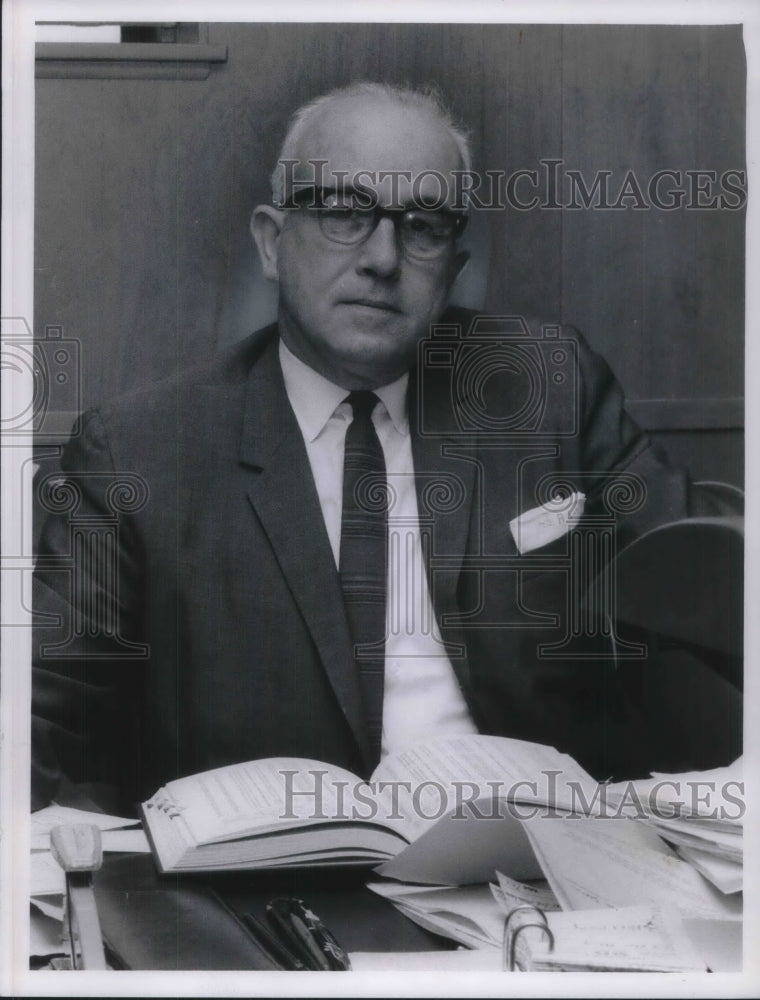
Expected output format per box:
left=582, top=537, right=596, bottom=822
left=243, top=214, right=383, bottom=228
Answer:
left=341, top=298, right=402, bottom=313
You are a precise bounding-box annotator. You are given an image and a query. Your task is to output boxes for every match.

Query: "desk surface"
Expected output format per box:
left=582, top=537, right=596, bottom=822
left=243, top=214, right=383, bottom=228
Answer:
left=92, top=853, right=451, bottom=970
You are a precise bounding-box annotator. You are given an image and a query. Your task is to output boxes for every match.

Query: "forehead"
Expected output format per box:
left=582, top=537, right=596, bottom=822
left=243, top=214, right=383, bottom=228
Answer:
left=291, top=96, right=463, bottom=207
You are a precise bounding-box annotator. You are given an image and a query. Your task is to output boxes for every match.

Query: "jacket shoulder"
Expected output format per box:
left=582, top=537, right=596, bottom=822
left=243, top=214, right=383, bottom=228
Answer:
left=64, top=325, right=278, bottom=463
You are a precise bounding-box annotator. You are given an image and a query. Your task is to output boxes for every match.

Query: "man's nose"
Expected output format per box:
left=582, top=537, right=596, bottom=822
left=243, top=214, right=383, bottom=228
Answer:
left=356, top=217, right=402, bottom=278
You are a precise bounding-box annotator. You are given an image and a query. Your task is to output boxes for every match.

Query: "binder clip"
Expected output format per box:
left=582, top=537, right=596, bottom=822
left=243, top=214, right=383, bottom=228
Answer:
left=502, top=904, right=554, bottom=971
left=50, top=824, right=107, bottom=970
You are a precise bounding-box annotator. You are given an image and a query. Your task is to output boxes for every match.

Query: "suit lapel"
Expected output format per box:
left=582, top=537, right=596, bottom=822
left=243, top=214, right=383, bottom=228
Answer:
left=239, top=337, right=372, bottom=768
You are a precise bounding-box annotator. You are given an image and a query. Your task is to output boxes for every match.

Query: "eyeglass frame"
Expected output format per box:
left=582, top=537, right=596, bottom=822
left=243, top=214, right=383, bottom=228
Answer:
left=275, top=185, right=468, bottom=261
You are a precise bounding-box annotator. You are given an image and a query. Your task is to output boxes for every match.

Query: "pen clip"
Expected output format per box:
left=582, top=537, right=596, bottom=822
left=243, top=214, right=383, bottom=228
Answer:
left=289, top=898, right=352, bottom=971
left=266, top=898, right=325, bottom=970
left=266, top=897, right=350, bottom=971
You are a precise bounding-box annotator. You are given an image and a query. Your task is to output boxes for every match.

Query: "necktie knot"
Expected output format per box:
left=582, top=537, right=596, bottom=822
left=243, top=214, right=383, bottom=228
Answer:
left=346, top=390, right=380, bottom=422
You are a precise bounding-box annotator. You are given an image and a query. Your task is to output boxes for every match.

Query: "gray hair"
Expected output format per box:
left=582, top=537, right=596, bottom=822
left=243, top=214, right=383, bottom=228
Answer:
left=270, top=81, right=473, bottom=206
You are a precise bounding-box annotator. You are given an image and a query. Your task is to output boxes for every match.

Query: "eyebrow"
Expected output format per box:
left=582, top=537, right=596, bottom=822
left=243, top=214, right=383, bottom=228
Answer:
left=296, top=185, right=463, bottom=214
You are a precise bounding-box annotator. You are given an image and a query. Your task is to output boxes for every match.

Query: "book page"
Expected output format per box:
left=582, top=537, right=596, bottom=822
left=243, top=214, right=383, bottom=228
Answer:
left=369, top=734, right=608, bottom=884
left=375, top=797, right=542, bottom=884
left=373, top=734, right=594, bottom=799
left=371, top=734, right=599, bottom=844
left=145, top=757, right=376, bottom=847
left=172, top=819, right=403, bottom=869
left=522, top=815, right=742, bottom=921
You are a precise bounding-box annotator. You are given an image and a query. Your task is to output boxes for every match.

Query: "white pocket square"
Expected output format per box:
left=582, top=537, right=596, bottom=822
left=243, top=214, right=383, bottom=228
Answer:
left=509, top=492, right=586, bottom=554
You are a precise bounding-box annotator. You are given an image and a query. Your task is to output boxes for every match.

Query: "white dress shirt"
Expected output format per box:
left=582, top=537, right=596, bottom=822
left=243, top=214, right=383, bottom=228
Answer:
left=279, top=339, right=477, bottom=757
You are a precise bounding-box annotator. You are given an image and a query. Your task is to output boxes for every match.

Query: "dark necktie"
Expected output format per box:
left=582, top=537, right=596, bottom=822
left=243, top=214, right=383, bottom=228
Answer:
left=339, top=391, right=387, bottom=764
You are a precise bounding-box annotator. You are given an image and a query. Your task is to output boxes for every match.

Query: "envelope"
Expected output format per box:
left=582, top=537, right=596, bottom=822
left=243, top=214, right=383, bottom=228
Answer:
left=509, top=492, right=586, bottom=554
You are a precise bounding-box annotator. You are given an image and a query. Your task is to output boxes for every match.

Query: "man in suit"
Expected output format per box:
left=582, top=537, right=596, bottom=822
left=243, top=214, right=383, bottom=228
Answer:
left=32, top=82, right=725, bottom=814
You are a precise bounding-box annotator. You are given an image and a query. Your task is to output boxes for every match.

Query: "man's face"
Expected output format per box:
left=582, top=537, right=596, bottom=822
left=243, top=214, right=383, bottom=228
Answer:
left=253, top=97, right=468, bottom=389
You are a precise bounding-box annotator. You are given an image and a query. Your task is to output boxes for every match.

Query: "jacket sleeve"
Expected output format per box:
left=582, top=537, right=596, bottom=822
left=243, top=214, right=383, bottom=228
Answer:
left=571, top=329, right=742, bottom=774
left=571, top=327, right=693, bottom=541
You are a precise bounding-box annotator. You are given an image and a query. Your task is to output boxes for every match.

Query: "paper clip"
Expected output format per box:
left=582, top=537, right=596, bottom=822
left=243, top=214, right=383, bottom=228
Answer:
left=502, top=904, right=554, bottom=971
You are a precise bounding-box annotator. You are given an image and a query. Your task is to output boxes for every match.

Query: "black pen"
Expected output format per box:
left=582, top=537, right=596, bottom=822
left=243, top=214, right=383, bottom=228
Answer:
left=242, top=911, right=308, bottom=970
left=267, top=898, right=331, bottom=970
left=290, top=898, right=352, bottom=971
left=266, top=897, right=351, bottom=971
left=290, top=910, right=333, bottom=971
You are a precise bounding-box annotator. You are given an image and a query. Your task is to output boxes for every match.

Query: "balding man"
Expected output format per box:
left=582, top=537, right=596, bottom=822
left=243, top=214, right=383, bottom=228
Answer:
left=32, top=83, right=703, bottom=813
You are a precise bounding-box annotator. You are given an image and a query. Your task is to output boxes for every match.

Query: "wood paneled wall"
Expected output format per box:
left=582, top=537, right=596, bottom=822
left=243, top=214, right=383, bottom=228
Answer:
left=34, top=22, right=745, bottom=485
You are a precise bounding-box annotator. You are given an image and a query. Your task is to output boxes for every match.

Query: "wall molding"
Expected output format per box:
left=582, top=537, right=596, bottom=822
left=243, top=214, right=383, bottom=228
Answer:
left=36, top=43, right=228, bottom=80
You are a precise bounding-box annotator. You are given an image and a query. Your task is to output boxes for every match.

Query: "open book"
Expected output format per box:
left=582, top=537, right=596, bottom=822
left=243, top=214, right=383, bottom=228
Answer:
left=140, top=734, right=747, bottom=914
left=141, top=734, right=598, bottom=883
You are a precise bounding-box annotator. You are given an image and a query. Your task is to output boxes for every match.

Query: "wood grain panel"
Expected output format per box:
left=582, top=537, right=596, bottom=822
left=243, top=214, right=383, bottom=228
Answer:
left=559, top=25, right=744, bottom=402
left=34, top=23, right=744, bottom=486
left=482, top=24, right=564, bottom=319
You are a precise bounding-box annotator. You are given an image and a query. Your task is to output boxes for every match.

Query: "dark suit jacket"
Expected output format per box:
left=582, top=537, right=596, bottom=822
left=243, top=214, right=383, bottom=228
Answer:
left=32, top=309, right=701, bottom=812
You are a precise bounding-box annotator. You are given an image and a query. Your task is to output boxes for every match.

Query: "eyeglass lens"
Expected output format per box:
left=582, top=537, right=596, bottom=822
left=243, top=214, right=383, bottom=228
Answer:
left=291, top=188, right=466, bottom=259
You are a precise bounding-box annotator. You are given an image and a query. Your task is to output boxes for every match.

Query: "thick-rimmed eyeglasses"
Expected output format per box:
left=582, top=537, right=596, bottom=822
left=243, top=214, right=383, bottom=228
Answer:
left=282, top=187, right=468, bottom=261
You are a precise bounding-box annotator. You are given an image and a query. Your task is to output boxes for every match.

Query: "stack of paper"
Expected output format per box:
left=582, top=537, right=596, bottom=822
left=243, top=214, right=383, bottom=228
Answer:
left=367, top=867, right=732, bottom=973
left=603, top=759, right=743, bottom=894
left=522, top=812, right=741, bottom=921
left=506, top=905, right=706, bottom=972
left=31, top=804, right=149, bottom=855
left=675, top=846, right=741, bottom=895
left=367, top=764, right=742, bottom=960
left=30, top=804, right=150, bottom=952
left=367, top=872, right=562, bottom=951
left=366, top=882, right=506, bottom=949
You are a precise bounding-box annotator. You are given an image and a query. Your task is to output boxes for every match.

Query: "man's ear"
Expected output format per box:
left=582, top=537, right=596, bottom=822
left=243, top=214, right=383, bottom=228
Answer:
left=250, top=206, right=285, bottom=281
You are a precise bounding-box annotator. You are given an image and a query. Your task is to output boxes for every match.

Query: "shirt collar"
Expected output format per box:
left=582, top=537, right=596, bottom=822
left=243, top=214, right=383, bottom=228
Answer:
left=374, top=374, right=409, bottom=436
left=279, top=338, right=409, bottom=441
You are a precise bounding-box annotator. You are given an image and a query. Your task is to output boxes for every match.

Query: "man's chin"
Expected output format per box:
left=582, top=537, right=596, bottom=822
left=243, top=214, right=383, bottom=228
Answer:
left=330, top=309, right=414, bottom=348
left=328, top=333, right=417, bottom=387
